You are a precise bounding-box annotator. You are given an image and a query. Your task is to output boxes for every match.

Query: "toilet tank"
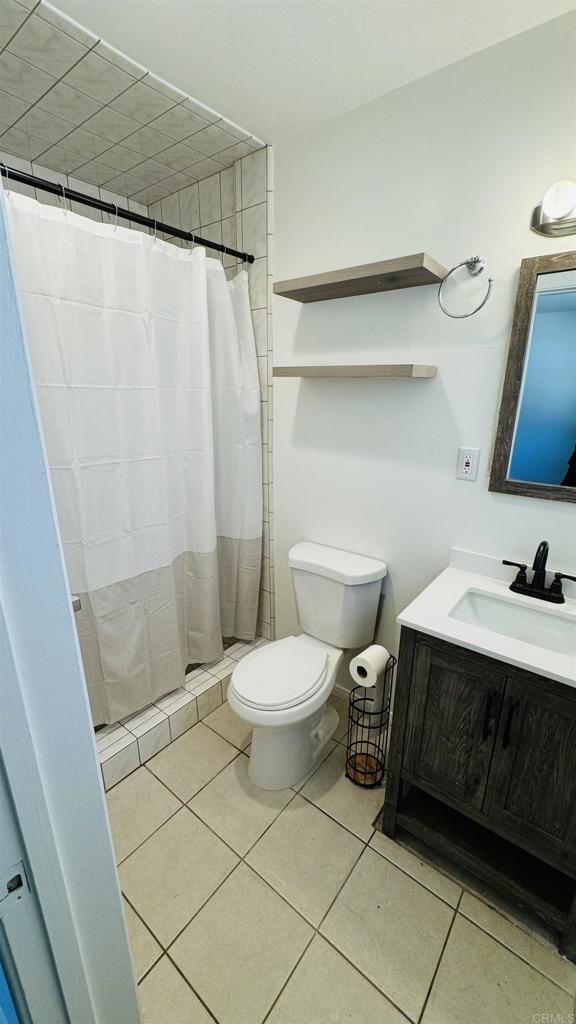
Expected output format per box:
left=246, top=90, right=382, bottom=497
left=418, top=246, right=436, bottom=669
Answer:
left=288, top=542, right=387, bottom=649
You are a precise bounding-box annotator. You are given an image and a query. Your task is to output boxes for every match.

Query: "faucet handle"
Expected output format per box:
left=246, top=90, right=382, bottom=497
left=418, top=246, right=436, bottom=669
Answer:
left=502, top=560, right=528, bottom=584
left=549, top=572, right=576, bottom=596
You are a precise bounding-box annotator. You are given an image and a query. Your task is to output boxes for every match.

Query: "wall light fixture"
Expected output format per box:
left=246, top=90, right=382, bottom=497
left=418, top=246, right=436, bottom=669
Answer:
left=531, top=179, right=576, bottom=236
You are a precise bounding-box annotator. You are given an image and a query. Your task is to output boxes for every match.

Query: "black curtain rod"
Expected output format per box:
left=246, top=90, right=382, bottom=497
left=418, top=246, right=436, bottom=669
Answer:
left=0, top=163, right=255, bottom=264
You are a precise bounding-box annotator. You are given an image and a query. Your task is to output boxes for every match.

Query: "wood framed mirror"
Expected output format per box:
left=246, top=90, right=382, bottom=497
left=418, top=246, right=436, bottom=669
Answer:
left=490, top=250, right=576, bottom=503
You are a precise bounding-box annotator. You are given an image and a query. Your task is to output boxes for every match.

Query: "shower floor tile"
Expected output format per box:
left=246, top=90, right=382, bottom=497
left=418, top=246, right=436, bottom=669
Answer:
left=109, top=698, right=574, bottom=1024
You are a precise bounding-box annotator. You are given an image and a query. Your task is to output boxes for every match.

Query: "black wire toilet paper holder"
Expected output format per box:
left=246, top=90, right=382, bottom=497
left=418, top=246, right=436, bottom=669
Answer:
left=345, top=653, right=396, bottom=788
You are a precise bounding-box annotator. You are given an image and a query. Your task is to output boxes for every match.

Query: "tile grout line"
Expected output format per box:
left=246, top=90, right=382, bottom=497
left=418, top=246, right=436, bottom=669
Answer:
left=416, top=890, right=462, bottom=1024
left=3, top=47, right=260, bottom=201
left=164, top=950, right=220, bottom=1024
left=455, top=905, right=576, bottom=999
left=260, top=835, right=373, bottom=1024
left=113, top=726, right=576, bottom=1018
left=0, top=3, right=38, bottom=59
left=125, top=884, right=220, bottom=1023
left=115, top=798, right=185, bottom=869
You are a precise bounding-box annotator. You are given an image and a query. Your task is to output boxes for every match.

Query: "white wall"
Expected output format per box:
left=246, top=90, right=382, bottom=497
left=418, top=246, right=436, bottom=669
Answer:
left=273, top=14, right=576, bottom=654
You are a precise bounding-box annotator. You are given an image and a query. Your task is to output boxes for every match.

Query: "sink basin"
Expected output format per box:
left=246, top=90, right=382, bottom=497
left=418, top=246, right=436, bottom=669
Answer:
left=450, top=589, right=576, bottom=656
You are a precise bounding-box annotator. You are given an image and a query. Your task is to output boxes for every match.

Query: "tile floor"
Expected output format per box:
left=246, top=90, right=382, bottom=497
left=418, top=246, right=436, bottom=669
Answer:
left=105, top=694, right=576, bottom=1024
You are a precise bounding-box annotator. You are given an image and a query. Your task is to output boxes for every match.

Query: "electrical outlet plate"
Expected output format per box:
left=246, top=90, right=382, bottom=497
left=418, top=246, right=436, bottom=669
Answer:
left=456, top=447, right=480, bottom=481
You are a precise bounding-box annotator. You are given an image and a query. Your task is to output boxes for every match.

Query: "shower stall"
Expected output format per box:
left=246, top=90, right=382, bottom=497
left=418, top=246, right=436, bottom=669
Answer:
left=0, top=0, right=275, bottom=737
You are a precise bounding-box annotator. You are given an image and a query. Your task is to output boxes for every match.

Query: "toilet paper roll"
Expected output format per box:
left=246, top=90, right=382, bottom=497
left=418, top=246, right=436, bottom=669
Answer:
left=350, top=645, right=391, bottom=716
left=349, top=645, right=390, bottom=688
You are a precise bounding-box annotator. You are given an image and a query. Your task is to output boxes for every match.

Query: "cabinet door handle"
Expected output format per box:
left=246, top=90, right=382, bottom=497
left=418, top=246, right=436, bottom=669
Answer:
left=502, top=700, right=518, bottom=750
left=482, top=689, right=495, bottom=741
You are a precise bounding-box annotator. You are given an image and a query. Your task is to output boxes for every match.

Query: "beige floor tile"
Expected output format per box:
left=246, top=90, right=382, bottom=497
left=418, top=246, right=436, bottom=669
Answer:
left=139, top=956, right=214, bottom=1024
left=119, top=808, right=238, bottom=946
left=171, top=863, right=313, bottom=1024
left=267, top=935, right=407, bottom=1024
left=459, top=892, right=576, bottom=996
left=147, top=722, right=238, bottom=801
left=106, top=766, right=181, bottom=863
left=300, top=744, right=384, bottom=841
left=370, top=830, right=461, bottom=908
left=422, top=915, right=574, bottom=1024
left=203, top=699, right=252, bottom=750
left=123, top=899, right=161, bottom=983
left=292, top=740, right=337, bottom=792
left=246, top=795, right=363, bottom=926
left=189, top=753, right=294, bottom=856
left=321, top=847, right=453, bottom=1021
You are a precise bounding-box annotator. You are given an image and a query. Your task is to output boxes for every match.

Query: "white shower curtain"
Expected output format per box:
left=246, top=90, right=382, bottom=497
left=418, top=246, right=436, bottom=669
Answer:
left=6, top=192, right=262, bottom=725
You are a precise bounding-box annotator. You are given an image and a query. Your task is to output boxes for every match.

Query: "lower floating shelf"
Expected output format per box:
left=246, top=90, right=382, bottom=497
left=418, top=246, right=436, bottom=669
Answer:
left=272, top=364, right=437, bottom=379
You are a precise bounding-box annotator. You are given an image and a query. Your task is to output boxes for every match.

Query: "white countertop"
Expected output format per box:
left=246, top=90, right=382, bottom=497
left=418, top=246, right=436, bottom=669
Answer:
left=397, top=566, right=576, bottom=688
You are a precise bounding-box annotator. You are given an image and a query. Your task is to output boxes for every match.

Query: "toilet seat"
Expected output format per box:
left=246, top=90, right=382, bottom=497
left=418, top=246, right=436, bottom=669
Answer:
left=232, top=636, right=329, bottom=711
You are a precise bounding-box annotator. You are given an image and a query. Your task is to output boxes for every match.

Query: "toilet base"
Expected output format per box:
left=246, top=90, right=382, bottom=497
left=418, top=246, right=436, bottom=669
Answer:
left=248, top=704, right=339, bottom=790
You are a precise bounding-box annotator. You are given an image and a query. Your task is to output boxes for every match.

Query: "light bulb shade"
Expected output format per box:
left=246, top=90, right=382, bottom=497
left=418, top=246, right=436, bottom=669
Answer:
left=532, top=179, right=576, bottom=236
left=541, top=180, right=576, bottom=219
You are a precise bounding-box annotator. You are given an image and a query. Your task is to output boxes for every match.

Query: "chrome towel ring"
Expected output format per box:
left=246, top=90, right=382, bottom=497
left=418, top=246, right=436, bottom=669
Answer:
left=438, top=256, right=493, bottom=318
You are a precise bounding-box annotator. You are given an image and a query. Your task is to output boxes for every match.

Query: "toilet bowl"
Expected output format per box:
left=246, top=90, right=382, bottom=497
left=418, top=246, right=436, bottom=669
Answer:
left=229, top=542, right=387, bottom=790
left=228, top=635, right=343, bottom=789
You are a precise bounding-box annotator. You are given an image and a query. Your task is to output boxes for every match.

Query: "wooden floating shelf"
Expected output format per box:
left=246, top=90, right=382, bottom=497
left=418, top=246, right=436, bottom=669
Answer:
left=273, top=253, right=447, bottom=303
left=273, top=364, right=437, bottom=379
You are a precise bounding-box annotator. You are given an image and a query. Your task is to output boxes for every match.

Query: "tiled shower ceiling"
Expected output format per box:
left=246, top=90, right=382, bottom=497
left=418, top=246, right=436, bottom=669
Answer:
left=0, top=0, right=265, bottom=205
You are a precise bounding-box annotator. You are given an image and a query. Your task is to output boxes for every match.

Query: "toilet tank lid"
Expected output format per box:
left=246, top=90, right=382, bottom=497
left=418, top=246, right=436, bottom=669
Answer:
left=288, top=542, right=387, bottom=585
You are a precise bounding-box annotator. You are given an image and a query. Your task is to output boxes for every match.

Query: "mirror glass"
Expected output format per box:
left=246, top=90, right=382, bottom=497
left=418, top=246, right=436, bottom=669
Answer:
left=507, top=269, right=576, bottom=488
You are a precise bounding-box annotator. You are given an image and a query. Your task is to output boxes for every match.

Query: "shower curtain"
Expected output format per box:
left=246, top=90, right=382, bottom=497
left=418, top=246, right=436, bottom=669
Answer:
left=6, top=192, right=262, bottom=725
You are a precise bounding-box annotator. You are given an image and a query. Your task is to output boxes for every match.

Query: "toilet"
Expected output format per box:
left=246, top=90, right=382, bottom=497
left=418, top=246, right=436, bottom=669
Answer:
left=228, top=542, right=387, bottom=789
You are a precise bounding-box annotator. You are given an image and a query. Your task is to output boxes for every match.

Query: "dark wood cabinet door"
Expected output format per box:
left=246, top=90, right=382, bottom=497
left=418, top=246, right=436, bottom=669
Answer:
left=484, top=676, right=576, bottom=870
left=403, top=640, right=506, bottom=809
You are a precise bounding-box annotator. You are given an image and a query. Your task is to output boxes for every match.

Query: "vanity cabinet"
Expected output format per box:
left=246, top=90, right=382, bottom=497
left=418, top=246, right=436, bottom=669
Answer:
left=483, top=677, right=576, bottom=868
left=403, top=640, right=505, bottom=810
left=382, top=628, right=576, bottom=960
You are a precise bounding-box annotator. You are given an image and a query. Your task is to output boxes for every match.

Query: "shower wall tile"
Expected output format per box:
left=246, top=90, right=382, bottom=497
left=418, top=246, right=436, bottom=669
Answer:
left=16, top=105, right=72, bottom=145
left=252, top=308, right=267, bottom=356
left=82, top=106, right=141, bottom=144
left=63, top=51, right=136, bottom=105
left=190, top=121, right=239, bottom=158
left=110, top=79, right=176, bottom=124
left=137, top=719, right=171, bottom=763
left=101, top=733, right=140, bottom=789
left=199, top=172, right=221, bottom=225
left=0, top=88, right=30, bottom=130
left=242, top=202, right=266, bottom=259
left=0, top=0, right=265, bottom=200
left=7, top=13, right=89, bottom=79
left=241, top=148, right=266, bottom=209
left=0, top=49, right=56, bottom=103
left=197, top=681, right=224, bottom=720
left=39, top=4, right=99, bottom=49
left=0, top=126, right=47, bottom=160
left=161, top=189, right=180, bottom=227
left=248, top=256, right=267, bottom=309
left=221, top=166, right=234, bottom=219
left=222, top=215, right=237, bottom=267
left=0, top=1, right=29, bottom=50
left=37, top=81, right=101, bottom=125
left=178, top=182, right=200, bottom=229
left=93, top=40, right=147, bottom=80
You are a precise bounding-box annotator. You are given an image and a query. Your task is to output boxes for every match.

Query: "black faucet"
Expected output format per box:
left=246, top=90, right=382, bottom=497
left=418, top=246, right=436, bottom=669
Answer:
left=531, top=540, right=549, bottom=591
left=503, top=541, right=576, bottom=604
